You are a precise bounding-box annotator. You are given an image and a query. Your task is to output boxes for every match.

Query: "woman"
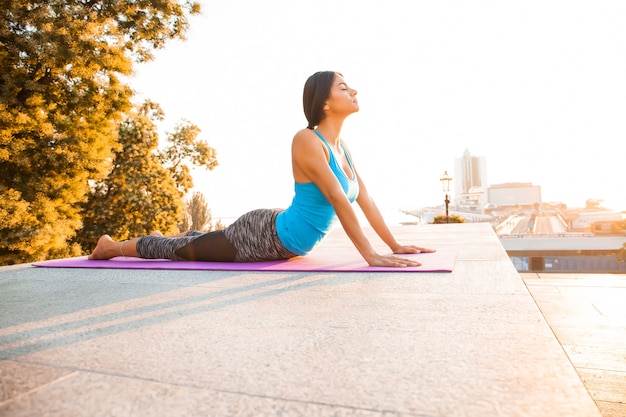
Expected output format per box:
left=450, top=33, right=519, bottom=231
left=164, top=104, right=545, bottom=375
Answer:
left=89, top=71, right=434, bottom=267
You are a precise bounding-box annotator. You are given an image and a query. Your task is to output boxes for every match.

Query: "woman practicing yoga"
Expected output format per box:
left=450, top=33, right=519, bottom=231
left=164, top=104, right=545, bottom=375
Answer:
left=89, top=71, right=435, bottom=267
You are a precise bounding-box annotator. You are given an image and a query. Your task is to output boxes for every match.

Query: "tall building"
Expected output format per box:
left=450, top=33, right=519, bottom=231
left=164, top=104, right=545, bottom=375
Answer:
left=454, top=149, right=488, bottom=208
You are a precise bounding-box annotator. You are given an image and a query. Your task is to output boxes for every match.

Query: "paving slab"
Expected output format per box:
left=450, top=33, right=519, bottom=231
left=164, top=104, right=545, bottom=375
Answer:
left=0, top=224, right=602, bottom=416
left=523, top=272, right=626, bottom=417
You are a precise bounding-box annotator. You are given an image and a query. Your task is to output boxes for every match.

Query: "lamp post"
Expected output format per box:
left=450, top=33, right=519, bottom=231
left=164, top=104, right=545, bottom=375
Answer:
left=440, top=171, right=452, bottom=223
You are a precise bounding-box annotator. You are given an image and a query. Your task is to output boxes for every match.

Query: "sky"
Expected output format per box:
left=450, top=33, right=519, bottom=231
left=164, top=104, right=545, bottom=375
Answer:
left=129, top=0, right=626, bottom=222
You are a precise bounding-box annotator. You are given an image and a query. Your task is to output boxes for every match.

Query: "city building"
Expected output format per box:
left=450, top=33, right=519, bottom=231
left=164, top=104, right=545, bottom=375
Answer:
left=454, top=148, right=488, bottom=209
left=401, top=148, right=625, bottom=273
left=487, top=182, right=542, bottom=207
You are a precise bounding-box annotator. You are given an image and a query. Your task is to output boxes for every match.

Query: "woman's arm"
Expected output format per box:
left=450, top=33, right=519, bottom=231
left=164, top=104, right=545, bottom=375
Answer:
left=292, top=130, right=421, bottom=267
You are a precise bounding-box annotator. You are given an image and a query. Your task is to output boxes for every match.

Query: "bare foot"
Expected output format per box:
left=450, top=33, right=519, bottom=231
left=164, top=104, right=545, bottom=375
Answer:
left=150, top=230, right=164, bottom=236
left=88, top=235, right=120, bottom=260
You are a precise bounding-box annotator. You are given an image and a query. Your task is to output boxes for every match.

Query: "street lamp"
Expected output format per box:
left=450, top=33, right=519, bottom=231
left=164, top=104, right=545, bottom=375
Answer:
left=440, top=171, right=452, bottom=223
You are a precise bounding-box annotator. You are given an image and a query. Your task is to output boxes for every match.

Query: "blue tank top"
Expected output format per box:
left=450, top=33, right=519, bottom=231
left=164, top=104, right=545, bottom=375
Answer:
left=276, top=131, right=359, bottom=255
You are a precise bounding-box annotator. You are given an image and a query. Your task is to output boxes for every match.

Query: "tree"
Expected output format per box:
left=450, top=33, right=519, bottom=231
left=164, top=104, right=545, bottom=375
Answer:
left=180, top=191, right=225, bottom=233
left=0, top=0, right=200, bottom=264
left=77, top=100, right=218, bottom=251
left=77, top=101, right=184, bottom=248
left=159, top=121, right=218, bottom=195
left=431, top=214, right=465, bottom=224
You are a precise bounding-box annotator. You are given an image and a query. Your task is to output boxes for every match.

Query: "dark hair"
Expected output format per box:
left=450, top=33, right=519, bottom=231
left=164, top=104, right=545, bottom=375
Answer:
left=303, top=71, right=339, bottom=129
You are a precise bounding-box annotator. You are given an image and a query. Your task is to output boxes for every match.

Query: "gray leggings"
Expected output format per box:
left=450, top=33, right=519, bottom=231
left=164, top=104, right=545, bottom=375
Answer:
left=136, top=208, right=297, bottom=262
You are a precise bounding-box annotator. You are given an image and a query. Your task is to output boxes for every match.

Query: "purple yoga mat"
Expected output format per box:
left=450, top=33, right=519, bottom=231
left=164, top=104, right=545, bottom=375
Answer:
left=33, top=250, right=456, bottom=273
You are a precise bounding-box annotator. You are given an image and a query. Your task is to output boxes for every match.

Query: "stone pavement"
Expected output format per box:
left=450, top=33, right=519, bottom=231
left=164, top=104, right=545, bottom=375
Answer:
left=523, top=272, right=626, bottom=417
left=0, top=224, right=610, bottom=416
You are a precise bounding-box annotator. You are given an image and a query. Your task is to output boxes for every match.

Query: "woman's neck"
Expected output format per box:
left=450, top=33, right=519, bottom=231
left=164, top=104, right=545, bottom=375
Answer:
left=316, top=118, right=345, bottom=147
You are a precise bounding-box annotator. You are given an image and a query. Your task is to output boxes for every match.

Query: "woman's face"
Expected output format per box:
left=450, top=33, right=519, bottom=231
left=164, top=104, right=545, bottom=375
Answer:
left=325, top=74, right=359, bottom=116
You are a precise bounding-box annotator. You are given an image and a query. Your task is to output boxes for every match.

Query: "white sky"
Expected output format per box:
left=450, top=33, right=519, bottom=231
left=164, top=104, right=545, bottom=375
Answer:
left=130, top=0, right=626, bottom=221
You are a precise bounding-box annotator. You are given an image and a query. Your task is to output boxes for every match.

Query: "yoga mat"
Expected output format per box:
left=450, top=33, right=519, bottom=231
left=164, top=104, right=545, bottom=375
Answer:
left=33, top=250, right=456, bottom=273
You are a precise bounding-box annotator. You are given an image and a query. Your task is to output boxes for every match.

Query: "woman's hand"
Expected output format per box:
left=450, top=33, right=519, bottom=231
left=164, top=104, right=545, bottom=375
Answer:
left=392, top=245, right=436, bottom=255
left=366, top=253, right=422, bottom=268
left=363, top=245, right=437, bottom=268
